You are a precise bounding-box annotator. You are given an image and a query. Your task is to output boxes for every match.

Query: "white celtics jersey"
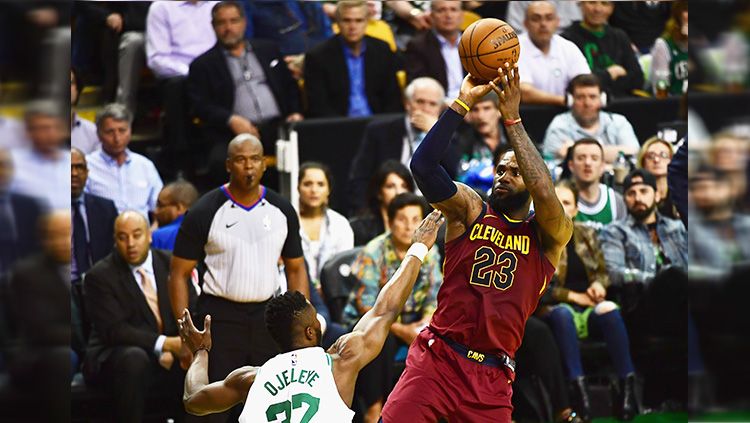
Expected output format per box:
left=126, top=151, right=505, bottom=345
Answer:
left=240, top=347, right=354, bottom=423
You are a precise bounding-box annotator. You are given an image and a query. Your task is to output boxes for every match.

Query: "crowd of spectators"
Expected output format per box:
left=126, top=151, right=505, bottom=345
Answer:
left=1, top=0, right=748, bottom=421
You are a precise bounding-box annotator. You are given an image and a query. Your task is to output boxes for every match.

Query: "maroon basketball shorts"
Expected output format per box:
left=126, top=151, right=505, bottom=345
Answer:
left=381, top=328, right=515, bottom=423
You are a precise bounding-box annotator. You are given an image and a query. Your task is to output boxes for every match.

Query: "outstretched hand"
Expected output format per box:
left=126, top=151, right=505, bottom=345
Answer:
left=489, top=63, right=521, bottom=120
left=411, top=209, right=445, bottom=250
left=178, top=309, right=212, bottom=355
left=458, top=74, right=503, bottom=109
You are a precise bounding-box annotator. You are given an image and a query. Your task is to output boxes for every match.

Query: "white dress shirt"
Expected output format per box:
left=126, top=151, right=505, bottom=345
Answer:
left=518, top=33, right=591, bottom=97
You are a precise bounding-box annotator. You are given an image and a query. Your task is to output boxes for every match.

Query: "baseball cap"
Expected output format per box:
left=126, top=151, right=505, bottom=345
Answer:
left=623, top=169, right=657, bottom=192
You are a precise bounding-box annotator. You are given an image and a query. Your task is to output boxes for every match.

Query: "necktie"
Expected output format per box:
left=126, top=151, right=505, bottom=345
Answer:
left=137, top=267, right=163, bottom=332
left=72, top=200, right=91, bottom=275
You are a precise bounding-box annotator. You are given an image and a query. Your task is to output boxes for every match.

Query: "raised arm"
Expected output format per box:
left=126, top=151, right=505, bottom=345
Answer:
left=410, top=75, right=498, bottom=239
left=178, top=311, right=258, bottom=416
left=330, top=210, right=443, bottom=371
left=490, top=64, right=572, bottom=266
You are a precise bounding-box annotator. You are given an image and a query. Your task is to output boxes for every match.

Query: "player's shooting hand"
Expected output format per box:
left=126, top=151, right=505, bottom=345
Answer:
left=489, top=63, right=521, bottom=120
left=412, top=209, right=445, bottom=250
left=458, top=73, right=503, bottom=110
left=178, top=309, right=212, bottom=355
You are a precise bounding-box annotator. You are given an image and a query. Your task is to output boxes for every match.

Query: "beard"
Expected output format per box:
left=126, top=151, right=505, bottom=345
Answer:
left=489, top=188, right=531, bottom=215
left=629, top=202, right=657, bottom=221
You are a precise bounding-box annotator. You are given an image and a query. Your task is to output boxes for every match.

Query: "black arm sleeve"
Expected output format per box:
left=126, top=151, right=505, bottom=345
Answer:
left=410, top=108, right=464, bottom=203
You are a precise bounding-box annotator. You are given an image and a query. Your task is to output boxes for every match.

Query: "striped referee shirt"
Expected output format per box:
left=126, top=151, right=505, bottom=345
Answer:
left=173, top=185, right=303, bottom=302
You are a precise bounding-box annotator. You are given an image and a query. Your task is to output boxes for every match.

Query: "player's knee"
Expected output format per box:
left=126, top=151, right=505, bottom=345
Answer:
left=593, top=301, right=618, bottom=315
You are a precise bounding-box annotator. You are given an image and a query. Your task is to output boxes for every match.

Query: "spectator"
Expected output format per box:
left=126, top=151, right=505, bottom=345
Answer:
left=296, top=162, right=354, bottom=291
left=0, top=148, right=43, bottom=277
left=5, top=211, right=72, bottom=421
left=145, top=0, right=218, bottom=180
left=404, top=0, right=465, bottom=99
left=0, top=114, right=30, bottom=150
left=187, top=0, right=303, bottom=186
left=543, top=74, right=639, bottom=163
left=383, top=0, right=433, bottom=51
left=83, top=211, right=190, bottom=423
left=71, top=147, right=118, bottom=284
left=343, top=193, right=442, bottom=423
left=708, top=132, right=749, bottom=211
left=600, top=169, right=687, bottom=286
left=10, top=100, right=70, bottom=210
left=455, top=90, right=508, bottom=194
left=518, top=1, right=591, bottom=106
left=636, top=136, right=679, bottom=220
left=151, top=180, right=199, bottom=251
left=561, top=1, right=644, bottom=97
left=304, top=0, right=403, bottom=118
left=85, top=103, right=163, bottom=219
left=70, top=68, right=99, bottom=154
left=609, top=0, right=671, bottom=54
left=506, top=0, right=581, bottom=35
left=167, top=134, right=309, bottom=421
left=350, top=160, right=415, bottom=246
left=543, top=179, right=637, bottom=422
left=348, top=77, right=457, bottom=214
left=77, top=1, right=149, bottom=113
left=649, top=0, right=688, bottom=97
left=688, top=165, right=750, bottom=277
left=566, top=138, right=627, bottom=232
left=242, top=0, right=333, bottom=77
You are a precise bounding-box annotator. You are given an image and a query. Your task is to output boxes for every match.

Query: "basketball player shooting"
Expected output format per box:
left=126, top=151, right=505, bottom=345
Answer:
left=177, top=210, right=445, bottom=422
left=379, top=63, right=573, bottom=422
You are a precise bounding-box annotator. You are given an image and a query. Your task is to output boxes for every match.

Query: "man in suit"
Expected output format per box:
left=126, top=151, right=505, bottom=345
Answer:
left=71, top=147, right=118, bottom=284
left=347, top=77, right=459, bottom=214
left=405, top=0, right=465, bottom=99
left=0, top=147, right=43, bottom=277
left=303, top=0, right=403, bottom=118
left=5, top=210, right=72, bottom=422
left=83, top=211, right=192, bottom=423
left=187, top=0, right=303, bottom=188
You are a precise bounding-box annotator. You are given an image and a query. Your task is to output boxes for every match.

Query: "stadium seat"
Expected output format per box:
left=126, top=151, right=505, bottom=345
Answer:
left=319, top=247, right=363, bottom=324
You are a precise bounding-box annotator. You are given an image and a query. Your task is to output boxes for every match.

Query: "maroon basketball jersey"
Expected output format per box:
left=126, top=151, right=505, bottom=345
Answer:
left=431, top=203, right=555, bottom=359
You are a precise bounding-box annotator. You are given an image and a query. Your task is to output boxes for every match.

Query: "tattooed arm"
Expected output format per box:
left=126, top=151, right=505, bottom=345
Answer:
left=490, top=64, right=572, bottom=267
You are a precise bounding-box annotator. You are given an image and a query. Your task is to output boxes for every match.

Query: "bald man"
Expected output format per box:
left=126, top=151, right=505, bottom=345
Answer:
left=83, top=211, right=191, bottom=423
left=168, top=133, right=309, bottom=421
left=518, top=1, right=590, bottom=105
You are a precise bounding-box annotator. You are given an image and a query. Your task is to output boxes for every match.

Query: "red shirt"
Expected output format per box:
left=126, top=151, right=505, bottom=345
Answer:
left=430, top=204, right=555, bottom=358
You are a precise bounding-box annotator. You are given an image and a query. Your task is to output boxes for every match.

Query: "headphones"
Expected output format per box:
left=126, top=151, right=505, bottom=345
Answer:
left=565, top=75, right=608, bottom=108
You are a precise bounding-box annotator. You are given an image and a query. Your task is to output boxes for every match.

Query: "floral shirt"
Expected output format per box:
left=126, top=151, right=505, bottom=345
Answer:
left=342, top=233, right=442, bottom=328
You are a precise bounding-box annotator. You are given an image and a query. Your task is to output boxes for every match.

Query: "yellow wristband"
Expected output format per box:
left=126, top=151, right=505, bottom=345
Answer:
left=454, top=98, right=470, bottom=112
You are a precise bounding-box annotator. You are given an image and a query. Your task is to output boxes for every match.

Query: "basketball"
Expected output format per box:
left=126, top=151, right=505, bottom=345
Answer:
left=459, top=18, right=520, bottom=82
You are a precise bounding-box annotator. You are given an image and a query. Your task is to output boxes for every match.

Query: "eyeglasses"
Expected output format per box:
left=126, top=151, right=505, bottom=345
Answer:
left=645, top=151, right=670, bottom=161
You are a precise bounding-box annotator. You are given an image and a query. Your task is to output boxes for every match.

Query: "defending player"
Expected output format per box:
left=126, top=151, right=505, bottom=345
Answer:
left=380, top=63, right=573, bottom=422
left=177, top=210, right=444, bottom=422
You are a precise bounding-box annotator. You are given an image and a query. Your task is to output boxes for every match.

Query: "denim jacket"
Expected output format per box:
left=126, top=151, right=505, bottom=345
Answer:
left=600, top=213, right=687, bottom=285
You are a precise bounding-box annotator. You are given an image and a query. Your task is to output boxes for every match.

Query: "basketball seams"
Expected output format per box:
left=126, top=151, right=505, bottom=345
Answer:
left=460, top=18, right=520, bottom=81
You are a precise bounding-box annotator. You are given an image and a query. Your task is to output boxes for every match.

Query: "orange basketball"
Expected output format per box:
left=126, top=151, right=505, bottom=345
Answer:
left=459, top=18, right=520, bottom=82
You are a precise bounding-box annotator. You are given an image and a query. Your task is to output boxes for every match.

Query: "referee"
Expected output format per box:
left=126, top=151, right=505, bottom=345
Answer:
left=167, top=134, right=309, bottom=419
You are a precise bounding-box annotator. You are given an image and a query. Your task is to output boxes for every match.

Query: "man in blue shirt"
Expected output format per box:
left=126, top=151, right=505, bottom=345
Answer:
left=303, top=0, right=402, bottom=117
left=152, top=180, right=199, bottom=251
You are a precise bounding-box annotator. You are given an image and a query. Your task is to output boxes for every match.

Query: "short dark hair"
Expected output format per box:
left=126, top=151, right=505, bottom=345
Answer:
left=165, top=179, right=199, bottom=208
left=299, top=161, right=334, bottom=190
left=568, top=138, right=604, bottom=159
left=265, top=291, right=309, bottom=351
left=366, top=160, right=415, bottom=214
left=211, top=1, right=245, bottom=23
left=567, top=73, right=602, bottom=95
left=387, top=192, right=426, bottom=222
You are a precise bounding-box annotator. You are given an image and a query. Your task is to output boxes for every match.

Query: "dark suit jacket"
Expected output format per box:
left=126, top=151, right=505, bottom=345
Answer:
left=187, top=40, right=302, bottom=143
left=4, top=192, right=44, bottom=265
left=347, top=116, right=460, bottom=214
left=83, top=248, right=188, bottom=376
left=83, top=193, right=118, bottom=267
left=405, top=30, right=466, bottom=93
left=304, top=35, right=403, bottom=118
left=6, top=254, right=69, bottom=348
